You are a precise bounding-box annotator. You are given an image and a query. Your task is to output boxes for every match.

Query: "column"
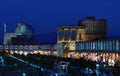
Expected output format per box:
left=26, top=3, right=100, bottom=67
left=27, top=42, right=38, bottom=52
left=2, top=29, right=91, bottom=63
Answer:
left=76, top=28, right=79, bottom=41
left=67, top=28, right=70, bottom=41
left=62, top=28, right=64, bottom=42
left=68, top=28, right=70, bottom=41
left=73, top=28, right=76, bottom=41
left=74, top=29, right=76, bottom=41
left=76, top=28, right=78, bottom=41
left=57, top=30, right=60, bottom=41
left=65, top=28, right=69, bottom=41
left=69, top=29, right=72, bottom=42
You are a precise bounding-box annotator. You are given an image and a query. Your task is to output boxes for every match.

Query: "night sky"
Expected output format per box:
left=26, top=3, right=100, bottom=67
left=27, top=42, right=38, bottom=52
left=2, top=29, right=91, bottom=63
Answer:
left=0, top=0, right=120, bottom=43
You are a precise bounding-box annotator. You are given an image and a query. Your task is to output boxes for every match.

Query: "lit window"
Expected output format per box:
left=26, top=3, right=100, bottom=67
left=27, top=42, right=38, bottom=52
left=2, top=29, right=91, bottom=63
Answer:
left=116, top=40, right=119, bottom=51
left=109, top=41, right=112, bottom=51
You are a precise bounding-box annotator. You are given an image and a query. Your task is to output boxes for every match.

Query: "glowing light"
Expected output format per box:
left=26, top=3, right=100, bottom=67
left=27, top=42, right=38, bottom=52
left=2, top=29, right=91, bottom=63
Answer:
left=5, top=50, right=8, bottom=53
left=104, top=64, right=106, bottom=67
left=24, top=52, right=28, bottom=56
left=34, top=51, right=38, bottom=54
left=86, top=68, right=88, bottom=71
left=19, top=51, right=23, bottom=55
left=96, top=64, right=99, bottom=67
left=22, top=73, right=26, bottom=76
left=15, top=51, right=18, bottom=54
left=10, top=51, right=14, bottom=54
left=30, top=52, right=33, bottom=54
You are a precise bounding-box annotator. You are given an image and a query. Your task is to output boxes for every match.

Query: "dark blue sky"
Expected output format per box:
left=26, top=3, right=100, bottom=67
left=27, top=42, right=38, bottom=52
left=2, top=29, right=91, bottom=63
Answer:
left=0, top=0, right=120, bottom=43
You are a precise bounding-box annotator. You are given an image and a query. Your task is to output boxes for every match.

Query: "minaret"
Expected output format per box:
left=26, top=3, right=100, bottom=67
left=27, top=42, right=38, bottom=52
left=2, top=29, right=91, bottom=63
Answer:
left=4, top=23, right=7, bottom=33
left=4, top=23, right=7, bottom=45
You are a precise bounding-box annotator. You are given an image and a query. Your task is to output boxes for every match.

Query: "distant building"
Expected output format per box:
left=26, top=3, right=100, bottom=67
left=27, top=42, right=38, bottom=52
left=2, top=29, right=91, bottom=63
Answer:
left=4, top=23, right=34, bottom=45
left=78, top=16, right=107, bottom=40
left=4, top=33, right=16, bottom=45
left=56, top=16, right=120, bottom=66
left=2, top=23, right=57, bottom=56
left=57, top=17, right=107, bottom=54
left=4, top=24, right=17, bottom=45
left=1, top=16, right=120, bottom=66
left=15, top=23, right=34, bottom=40
left=57, top=26, right=95, bottom=43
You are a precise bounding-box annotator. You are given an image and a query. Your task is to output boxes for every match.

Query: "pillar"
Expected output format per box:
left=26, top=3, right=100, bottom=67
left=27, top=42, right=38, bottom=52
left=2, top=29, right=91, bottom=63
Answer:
left=76, top=28, right=78, bottom=41
left=57, top=30, right=60, bottom=41
left=69, top=29, right=71, bottom=42
left=67, top=28, right=69, bottom=41
left=62, top=28, right=64, bottom=42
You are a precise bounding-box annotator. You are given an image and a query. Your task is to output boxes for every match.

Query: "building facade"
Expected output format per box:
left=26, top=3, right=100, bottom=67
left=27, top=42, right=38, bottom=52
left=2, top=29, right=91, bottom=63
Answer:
left=0, top=44, right=57, bottom=56
left=56, top=17, right=120, bottom=66
left=78, top=16, right=107, bottom=40
left=2, top=17, right=120, bottom=66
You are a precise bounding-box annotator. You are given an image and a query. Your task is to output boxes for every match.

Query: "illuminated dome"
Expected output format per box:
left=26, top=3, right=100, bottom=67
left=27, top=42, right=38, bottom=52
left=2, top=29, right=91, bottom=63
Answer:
left=15, top=23, right=34, bottom=39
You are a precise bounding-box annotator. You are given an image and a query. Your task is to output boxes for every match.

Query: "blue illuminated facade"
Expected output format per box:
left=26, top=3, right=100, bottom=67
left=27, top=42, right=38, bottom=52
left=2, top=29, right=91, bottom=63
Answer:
left=75, top=40, right=120, bottom=52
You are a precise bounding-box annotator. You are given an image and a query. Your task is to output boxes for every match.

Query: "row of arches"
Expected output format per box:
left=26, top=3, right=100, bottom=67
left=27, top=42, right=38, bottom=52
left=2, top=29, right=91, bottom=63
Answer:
left=76, top=40, right=120, bottom=51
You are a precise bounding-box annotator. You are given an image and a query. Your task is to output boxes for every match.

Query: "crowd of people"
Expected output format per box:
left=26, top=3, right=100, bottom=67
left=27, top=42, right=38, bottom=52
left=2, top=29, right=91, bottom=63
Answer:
left=13, top=54, right=96, bottom=70
left=0, top=51, right=120, bottom=76
left=13, top=53, right=97, bottom=76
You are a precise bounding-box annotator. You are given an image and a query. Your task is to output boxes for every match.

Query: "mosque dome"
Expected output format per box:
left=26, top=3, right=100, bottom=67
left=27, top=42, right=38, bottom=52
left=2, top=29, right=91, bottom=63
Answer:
left=15, top=23, right=34, bottom=39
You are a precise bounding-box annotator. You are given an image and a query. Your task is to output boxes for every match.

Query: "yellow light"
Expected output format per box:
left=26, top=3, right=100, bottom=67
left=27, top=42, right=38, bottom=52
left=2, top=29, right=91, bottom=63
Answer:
left=34, top=51, right=38, bottom=54
left=19, top=51, right=23, bottom=55
left=10, top=51, right=14, bottom=54
left=15, top=50, right=18, bottom=54
left=24, top=52, right=28, bottom=56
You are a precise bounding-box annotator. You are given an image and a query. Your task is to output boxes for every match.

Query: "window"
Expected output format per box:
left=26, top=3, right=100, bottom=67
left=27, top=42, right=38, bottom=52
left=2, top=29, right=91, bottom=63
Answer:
left=80, top=43, right=82, bottom=50
left=19, top=45, right=23, bottom=49
left=98, top=42, right=101, bottom=50
left=76, top=43, right=79, bottom=50
left=0, top=45, right=3, bottom=50
left=114, top=41, right=116, bottom=50
left=106, top=41, right=109, bottom=51
left=83, top=43, right=84, bottom=50
left=93, top=42, right=95, bottom=50
left=29, top=45, right=33, bottom=50
left=88, top=42, right=90, bottom=50
left=9, top=45, right=13, bottom=50
left=71, top=30, right=77, bottom=40
left=59, top=31, right=63, bottom=40
left=86, top=42, right=88, bottom=50
left=15, top=45, right=18, bottom=50
left=81, top=43, right=83, bottom=50
left=116, top=40, right=119, bottom=51
left=64, top=30, right=70, bottom=41
left=109, top=41, right=112, bottom=51
left=91, top=42, right=93, bottom=50
left=102, top=42, right=105, bottom=50
left=95, top=42, right=98, bottom=50
left=101, top=41, right=103, bottom=50
left=5, top=45, right=8, bottom=50
left=24, top=45, right=28, bottom=50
